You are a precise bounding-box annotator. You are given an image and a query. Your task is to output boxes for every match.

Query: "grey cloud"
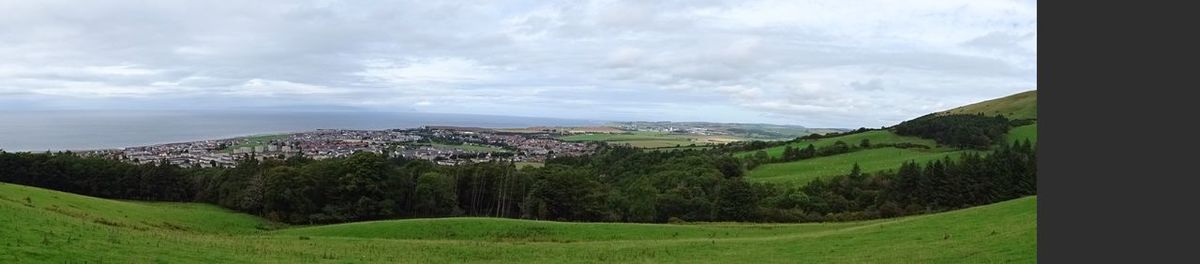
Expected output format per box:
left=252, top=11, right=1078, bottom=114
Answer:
left=850, top=79, right=885, bottom=91
left=0, top=0, right=1036, bottom=127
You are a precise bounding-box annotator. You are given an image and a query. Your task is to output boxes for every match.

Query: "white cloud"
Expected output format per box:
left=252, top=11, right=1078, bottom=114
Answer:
left=228, top=79, right=340, bottom=97
left=0, top=0, right=1036, bottom=127
left=357, top=57, right=499, bottom=85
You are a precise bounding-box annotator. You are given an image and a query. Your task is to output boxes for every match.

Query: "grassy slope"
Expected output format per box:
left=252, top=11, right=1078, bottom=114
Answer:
left=1007, top=124, right=1038, bottom=144
left=274, top=217, right=877, bottom=242
left=1, top=182, right=1035, bottom=263
left=736, top=130, right=941, bottom=158
left=514, top=161, right=545, bottom=169
left=747, top=148, right=966, bottom=185
left=741, top=91, right=1036, bottom=185
left=941, top=90, right=1038, bottom=120
left=0, top=182, right=272, bottom=235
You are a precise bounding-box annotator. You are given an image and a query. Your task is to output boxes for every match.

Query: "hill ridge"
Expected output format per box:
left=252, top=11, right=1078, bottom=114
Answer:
left=940, top=90, right=1038, bottom=119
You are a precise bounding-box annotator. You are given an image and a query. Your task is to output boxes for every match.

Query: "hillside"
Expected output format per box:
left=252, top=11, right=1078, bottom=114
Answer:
left=741, top=90, right=1037, bottom=185
left=1, top=182, right=1035, bottom=263
left=1008, top=124, right=1038, bottom=144
left=941, top=90, right=1038, bottom=120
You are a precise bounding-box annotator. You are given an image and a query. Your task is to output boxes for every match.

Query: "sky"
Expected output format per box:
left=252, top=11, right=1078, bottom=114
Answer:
left=0, top=0, right=1036, bottom=128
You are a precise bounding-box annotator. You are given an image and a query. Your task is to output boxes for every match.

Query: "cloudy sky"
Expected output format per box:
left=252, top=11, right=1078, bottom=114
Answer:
left=0, top=0, right=1036, bottom=128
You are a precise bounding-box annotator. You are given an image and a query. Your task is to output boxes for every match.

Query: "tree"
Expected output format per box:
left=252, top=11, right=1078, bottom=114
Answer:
left=262, top=166, right=313, bottom=222
left=753, top=150, right=769, bottom=162
left=799, top=144, right=816, bottom=159
left=893, top=114, right=1011, bottom=149
left=624, top=180, right=658, bottom=222
left=849, top=163, right=863, bottom=179
left=859, top=138, right=871, bottom=148
left=412, top=172, right=459, bottom=216
left=716, top=156, right=744, bottom=178
left=781, top=146, right=798, bottom=161
left=819, top=141, right=851, bottom=156
left=328, top=152, right=396, bottom=221
left=520, top=166, right=605, bottom=221
left=717, top=180, right=758, bottom=221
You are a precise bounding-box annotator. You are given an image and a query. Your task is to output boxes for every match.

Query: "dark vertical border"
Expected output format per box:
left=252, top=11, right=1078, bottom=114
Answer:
left=1043, top=1, right=1196, bottom=262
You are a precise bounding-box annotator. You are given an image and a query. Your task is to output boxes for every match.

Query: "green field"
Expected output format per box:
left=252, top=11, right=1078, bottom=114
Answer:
left=942, top=90, right=1037, bottom=120
left=646, top=145, right=717, bottom=152
left=738, top=90, right=1036, bottom=186
left=515, top=161, right=545, bottom=169
left=1007, top=124, right=1038, bottom=144
left=748, top=148, right=965, bottom=185
left=559, top=131, right=702, bottom=148
left=431, top=142, right=510, bottom=153
left=2, top=182, right=1035, bottom=263
left=222, top=133, right=290, bottom=153
left=274, top=217, right=872, bottom=242
left=736, top=130, right=940, bottom=158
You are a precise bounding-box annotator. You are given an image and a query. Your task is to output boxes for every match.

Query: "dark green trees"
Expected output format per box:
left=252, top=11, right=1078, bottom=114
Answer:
left=782, top=146, right=798, bottom=161
left=717, top=179, right=759, bottom=221
left=893, top=114, right=1011, bottom=149
left=1, top=140, right=1035, bottom=225
left=521, top=166, right=606, bottom=221
left=413, top=172, right=458, bottom=216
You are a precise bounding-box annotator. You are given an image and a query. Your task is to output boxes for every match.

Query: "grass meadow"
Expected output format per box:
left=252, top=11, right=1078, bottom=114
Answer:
left=0, top=182, right=1035, bottom=263
left=747, top=148, right=966, bottom=185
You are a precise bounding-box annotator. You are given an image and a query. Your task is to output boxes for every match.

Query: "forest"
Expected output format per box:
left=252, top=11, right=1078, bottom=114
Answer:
left=892, top=114, right=1014, bottom=149
left=0, top=139, right=1035, bottom=224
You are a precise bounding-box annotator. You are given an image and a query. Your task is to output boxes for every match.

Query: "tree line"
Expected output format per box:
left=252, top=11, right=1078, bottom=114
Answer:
left=1, top=139, right=1035, bottom=224
left=787, top=140, right=1037, bottom=221
left=892, top=114, right=1012, bottom=149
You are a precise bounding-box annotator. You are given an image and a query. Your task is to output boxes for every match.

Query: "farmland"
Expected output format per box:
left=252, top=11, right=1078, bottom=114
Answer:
left=0, top=182, right=1035, bottom=263
left=1007, top=124, right=1038, bottom=144
left=220, top=133, right=290, bottom=153
left=736, top=130, right=941, bottom=158
left=430, top=142, right=511, bottom=153
left=741, top=90, right=1036, bottom=185
left=746, top=148, right=966, bottom=185
left=558, top=131, right=739, bottom=148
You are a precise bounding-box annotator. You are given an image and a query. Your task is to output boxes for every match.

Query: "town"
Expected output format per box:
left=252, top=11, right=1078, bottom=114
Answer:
left=80, top=127, right=597, bottom=167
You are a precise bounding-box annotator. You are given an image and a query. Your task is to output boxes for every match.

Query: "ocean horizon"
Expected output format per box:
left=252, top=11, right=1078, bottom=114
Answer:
left=0, top=110, right=604, bottom=152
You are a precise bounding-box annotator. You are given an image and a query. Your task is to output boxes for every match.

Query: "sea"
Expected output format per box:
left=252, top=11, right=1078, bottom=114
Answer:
left=0, top=110, right=604, bottom=152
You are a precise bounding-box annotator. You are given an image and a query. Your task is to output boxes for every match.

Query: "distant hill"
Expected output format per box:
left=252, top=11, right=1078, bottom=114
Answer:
left=941, top=90, right=1037, bottom=120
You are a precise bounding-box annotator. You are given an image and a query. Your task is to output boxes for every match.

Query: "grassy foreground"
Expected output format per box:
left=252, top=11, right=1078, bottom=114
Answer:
left=0, top=182, right=1035, bottom=263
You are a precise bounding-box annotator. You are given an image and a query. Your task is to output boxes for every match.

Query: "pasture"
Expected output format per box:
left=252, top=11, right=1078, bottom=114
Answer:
left=1007, top=124, right=1038, bottom=144
left=559, top=131, right=737, bottom=148
left=747, top=148, right=965, bottom=185
left=0, top=182, right=1035, bottom=263
left=736, top=130, right=939, bottom=158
